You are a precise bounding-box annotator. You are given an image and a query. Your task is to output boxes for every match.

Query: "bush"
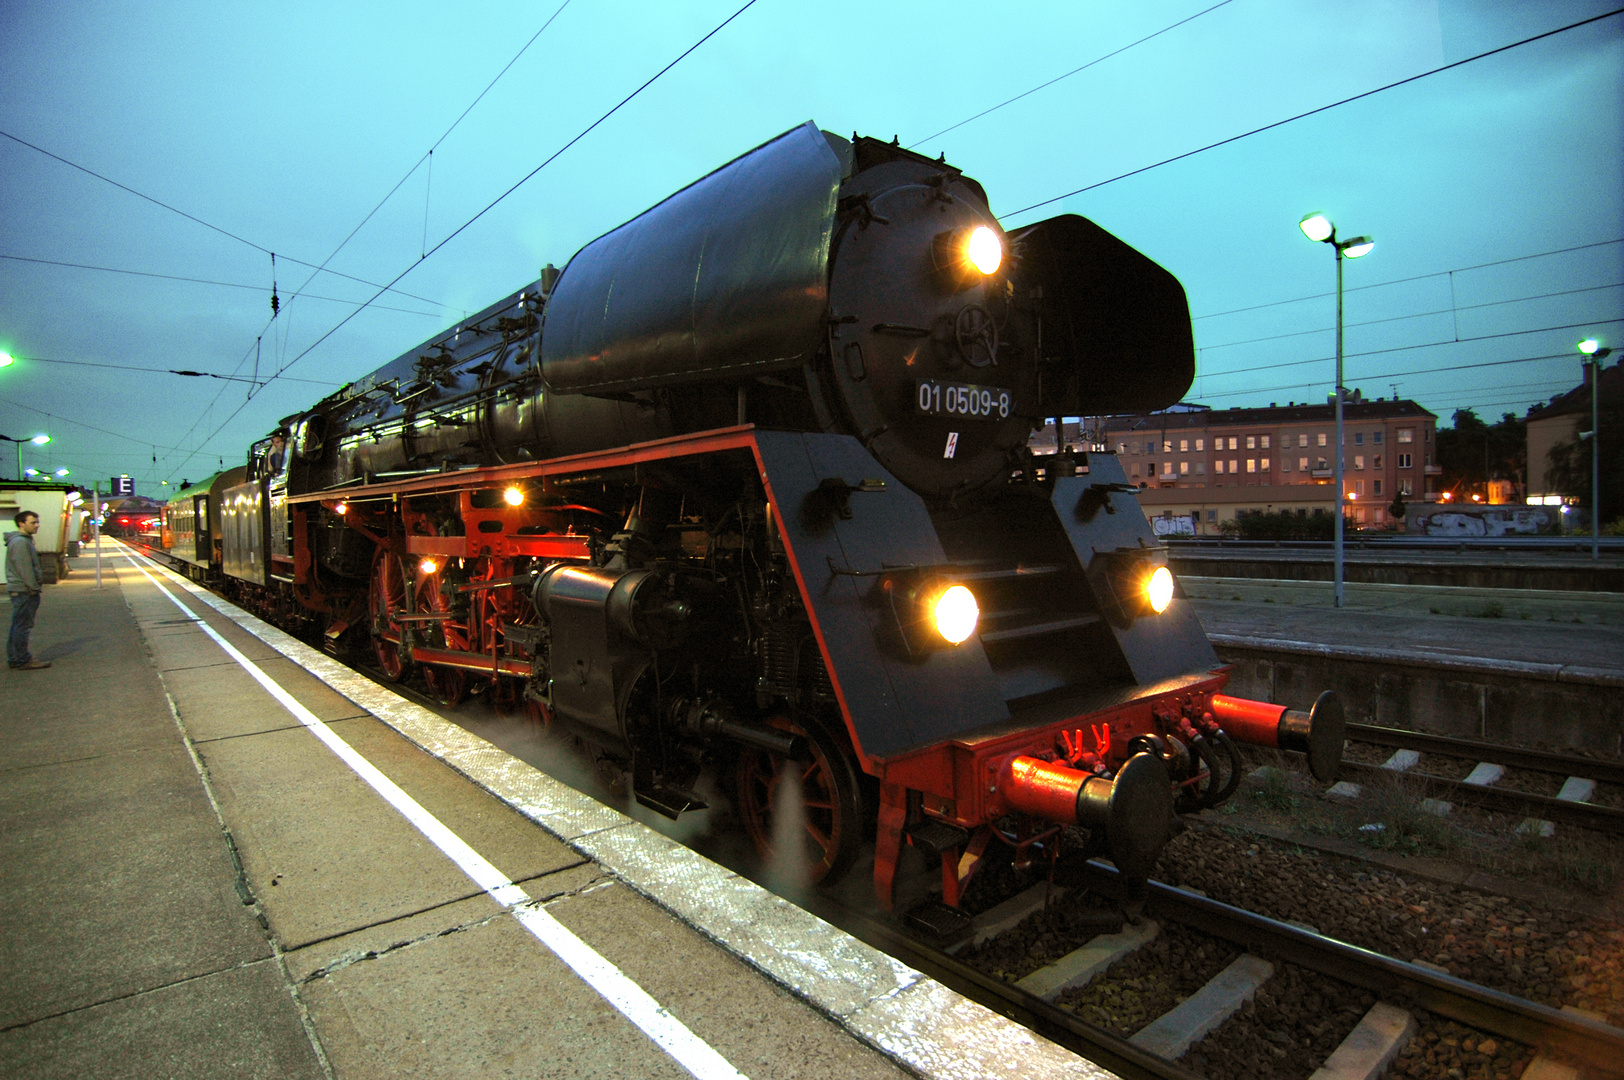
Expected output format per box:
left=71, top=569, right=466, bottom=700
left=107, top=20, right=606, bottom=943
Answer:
left=1217, top=510, right=1354, bottom=541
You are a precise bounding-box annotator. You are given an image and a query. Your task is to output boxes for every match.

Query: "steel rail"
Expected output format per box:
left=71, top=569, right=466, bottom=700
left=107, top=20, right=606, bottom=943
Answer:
left=1338, top=760, right=1624, bottom=834
left=812, top=899, right=1203, bottom=1080
left=1079, top=865, right=1624, bottom=1076
left=1347, top=722, right=1624, bottom=786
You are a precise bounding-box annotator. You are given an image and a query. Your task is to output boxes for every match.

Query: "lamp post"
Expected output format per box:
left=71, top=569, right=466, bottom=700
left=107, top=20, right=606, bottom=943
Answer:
left=1300, top=214, right=1374, bottom=608
left=1578, top=338, right=1610, bottom=560
left=0, top=432, right=51, bottom=480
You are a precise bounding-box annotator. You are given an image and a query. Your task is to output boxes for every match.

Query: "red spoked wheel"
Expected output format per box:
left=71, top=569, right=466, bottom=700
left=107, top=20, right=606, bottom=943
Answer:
left=736, top=713, right=863, bottom=887
left=370, top=549, right=410, bottom=682
left=416, top=564, right=469, bottom=707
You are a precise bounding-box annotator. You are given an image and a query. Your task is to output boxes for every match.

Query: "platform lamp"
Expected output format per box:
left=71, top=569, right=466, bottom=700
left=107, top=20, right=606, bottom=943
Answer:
left=0, top=431, right=51, bottom=481
left=1578, top=338, right=1611, bottom=560
left=1299, top=213, right=1373, bottom=608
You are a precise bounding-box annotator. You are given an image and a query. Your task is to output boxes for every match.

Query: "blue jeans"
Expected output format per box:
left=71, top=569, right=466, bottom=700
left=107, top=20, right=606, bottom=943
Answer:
left=8, top=591, right=40, bottom=667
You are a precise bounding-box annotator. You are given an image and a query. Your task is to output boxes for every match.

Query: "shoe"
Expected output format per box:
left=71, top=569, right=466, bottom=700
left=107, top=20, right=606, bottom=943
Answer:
left=15, top=660, right=50, bottom=670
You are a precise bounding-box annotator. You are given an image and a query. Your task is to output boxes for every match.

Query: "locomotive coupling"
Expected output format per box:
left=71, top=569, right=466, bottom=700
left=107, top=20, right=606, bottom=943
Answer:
left=1209, top=691, right=1346, bottom=782
left=998, top=751, right=1174, bottom=878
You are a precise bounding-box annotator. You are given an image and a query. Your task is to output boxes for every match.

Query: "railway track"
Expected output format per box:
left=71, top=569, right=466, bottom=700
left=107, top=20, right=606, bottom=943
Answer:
left=817, top=863, right=1624, bottom=1080
left=1341, top=723, right=1624, bottom=836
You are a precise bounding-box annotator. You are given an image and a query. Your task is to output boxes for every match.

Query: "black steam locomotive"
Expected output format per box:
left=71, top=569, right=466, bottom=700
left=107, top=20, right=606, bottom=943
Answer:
left=162, top=123, right=1343, bottom=912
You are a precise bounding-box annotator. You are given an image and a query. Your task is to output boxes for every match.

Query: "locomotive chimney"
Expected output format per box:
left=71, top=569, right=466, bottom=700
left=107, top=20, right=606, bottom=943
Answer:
left=539, top=263, right=560, bottom=295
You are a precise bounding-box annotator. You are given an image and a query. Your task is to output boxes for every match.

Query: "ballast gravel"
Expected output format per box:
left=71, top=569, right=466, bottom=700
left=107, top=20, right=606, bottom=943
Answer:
left=1154, top=826, right=1624, bottom=1025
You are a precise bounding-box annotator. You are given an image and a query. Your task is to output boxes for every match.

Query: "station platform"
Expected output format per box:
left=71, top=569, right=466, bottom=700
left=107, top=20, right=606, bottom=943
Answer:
left=1185, top=576, right=1624, bottom=673
left=0, top=546, right=1112, bottom=1080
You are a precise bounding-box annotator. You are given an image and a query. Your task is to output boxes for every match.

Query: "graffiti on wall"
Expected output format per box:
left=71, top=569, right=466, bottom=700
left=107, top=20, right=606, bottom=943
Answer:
left=1412, top=508, right=1552, bottom=537
left=1151, top=514, right=1196, bottom=537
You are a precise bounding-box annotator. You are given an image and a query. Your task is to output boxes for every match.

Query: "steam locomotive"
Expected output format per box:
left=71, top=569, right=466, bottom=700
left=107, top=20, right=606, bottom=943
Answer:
left=161, top=123, right=1344, bottom=915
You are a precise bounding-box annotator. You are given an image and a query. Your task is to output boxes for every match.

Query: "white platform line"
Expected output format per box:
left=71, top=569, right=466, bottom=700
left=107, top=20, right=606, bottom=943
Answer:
left=118, top=552, right=747, bottom=1080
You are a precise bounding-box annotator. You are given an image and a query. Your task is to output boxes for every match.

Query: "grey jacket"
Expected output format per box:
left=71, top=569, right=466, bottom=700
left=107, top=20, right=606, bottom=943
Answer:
left=6, top=531, right=42, bottom=594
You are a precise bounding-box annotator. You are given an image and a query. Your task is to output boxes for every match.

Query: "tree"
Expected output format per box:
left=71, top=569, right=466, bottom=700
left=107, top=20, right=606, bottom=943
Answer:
left=1436, top=408, right=1526, bottom=501
left=1546, top=400, right=1624, bottom=527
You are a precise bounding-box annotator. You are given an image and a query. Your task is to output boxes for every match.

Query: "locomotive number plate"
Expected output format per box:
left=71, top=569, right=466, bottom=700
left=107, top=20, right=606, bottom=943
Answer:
left=915, top=379, right=1012, bottom=420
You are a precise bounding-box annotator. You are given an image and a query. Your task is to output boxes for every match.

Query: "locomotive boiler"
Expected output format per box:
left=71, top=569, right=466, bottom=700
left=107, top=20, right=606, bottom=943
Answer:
left=215, top=122, right=1342, bottom=915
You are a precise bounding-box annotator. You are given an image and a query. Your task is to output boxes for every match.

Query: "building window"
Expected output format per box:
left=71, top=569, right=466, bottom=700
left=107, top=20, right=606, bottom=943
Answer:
left=1354, top=431, right=1364, bottom=445
left=1117, top=442, right=1126, bottom=454
left=1214, top=460, right=1224, bottom=474
left=1398, top=428, right=1414, bottom=443
left=1374, top=431, right=1383, bottom=444
left=1317, top=432, right=1328, bottom=447
left=1300, top=456, right=1310, bottom=472
left=1246, top=435, right=1256, bottom=450
left=1230, top=459, right=1239, bottom=474
left=1195, top=438, right=1204, bottom=451
left=1316, top=457, right=1328, bottom=470
left=1374, top=454, right=1382, bottom=468
left=1355, top=479, right=1365, bottom=496
left=1206, top=510, right=1217, bottom=522
left=1354, top=455, right=1365, bottom=470
left=1261, top=434, right=1271, bottom=449
left=1246, top=458, right=1256, bottom=473
left=1398, top=453, right=1412, bottom=469
left=1180, top=439, right=1188, bottom=452
left=1374, top=479, right=1383, bottom=496
left=1180, top=461, right=1189, bottom=475
left=1281, top=457, right=1291, bottom=472
left=1261, top=457, right=1270, bottom=472
left=1298, top=433, right=1309, bottom=448
left=1400, top=479, right=1413, bottom=496
left=1130, top=464, right=1139, bottom=477
left=1228, top=437, right=1239, bottom=451
left=1195, top=461, right=1206, bottom=474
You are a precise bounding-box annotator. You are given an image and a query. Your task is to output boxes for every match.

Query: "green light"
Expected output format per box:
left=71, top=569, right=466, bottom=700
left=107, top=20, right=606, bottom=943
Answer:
left=0, top=352, right=13, bottom=368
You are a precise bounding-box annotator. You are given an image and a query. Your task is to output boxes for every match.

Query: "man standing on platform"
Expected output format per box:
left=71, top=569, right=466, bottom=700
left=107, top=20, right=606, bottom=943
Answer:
left=7, top=510, right=50, bottom=670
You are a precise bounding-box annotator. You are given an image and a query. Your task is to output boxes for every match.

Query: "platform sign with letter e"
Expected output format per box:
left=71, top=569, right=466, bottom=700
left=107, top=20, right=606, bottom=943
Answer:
left=111, top=476, right=134, bottom=496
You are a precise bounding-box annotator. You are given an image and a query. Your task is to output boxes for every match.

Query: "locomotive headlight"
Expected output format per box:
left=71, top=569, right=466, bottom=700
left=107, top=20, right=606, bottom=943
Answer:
left=966, top=226, right=1002, bottom=275
left=503, top=486, right=525, bottom=507
left=420, top=558, right=439, bottom=575
left=1145, top=566, right=1174, bottom=614
left=933, top=224, right=1005, bottom=288
left=933, top=584, right=980, bottom=644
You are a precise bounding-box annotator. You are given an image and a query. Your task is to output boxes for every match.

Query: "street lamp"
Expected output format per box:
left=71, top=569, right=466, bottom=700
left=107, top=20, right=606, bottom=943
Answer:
left=1300, top=213, right=1374, bottom=608
left=0, top=351, right=14, bottom=368
left=1578, top=338, right=1611, bottom=560
left=0, top=432, right=51, bottom=480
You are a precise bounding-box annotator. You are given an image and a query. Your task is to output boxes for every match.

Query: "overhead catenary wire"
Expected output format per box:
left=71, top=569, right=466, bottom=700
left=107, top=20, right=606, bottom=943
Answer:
left=0, top=127, right=445, bottom=309
left=168, top=0, right=757, bottom=480
left=1197, top=318, right=1624, bottom=384
left=999, top=7, right=1624, bottom=221
left=1192, top=238, right=1624, bottom=322
left=0, top=254, right=443, bottom=317
left=1198, top=282, right=1624, bottom=353
left=908, top=0, right=1236, bottom=149
left=161, top=0, right=575, bottom=483
left=7, top=354, right=340, bottom=386
left=1192, top=350, right=1591, bottom=404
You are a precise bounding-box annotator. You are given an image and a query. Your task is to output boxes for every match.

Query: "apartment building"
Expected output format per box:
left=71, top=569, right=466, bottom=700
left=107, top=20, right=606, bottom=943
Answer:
left=1096, top=392, right=1439, bottom=528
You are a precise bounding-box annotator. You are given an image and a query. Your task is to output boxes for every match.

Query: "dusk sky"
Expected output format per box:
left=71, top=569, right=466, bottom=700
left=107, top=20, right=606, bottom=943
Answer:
left=2, top=0, right=1619, bottom=495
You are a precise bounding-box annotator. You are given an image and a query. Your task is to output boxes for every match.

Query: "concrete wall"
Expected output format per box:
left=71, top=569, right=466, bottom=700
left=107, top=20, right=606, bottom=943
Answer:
left=1212, top=635, right=1623, bottom=755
